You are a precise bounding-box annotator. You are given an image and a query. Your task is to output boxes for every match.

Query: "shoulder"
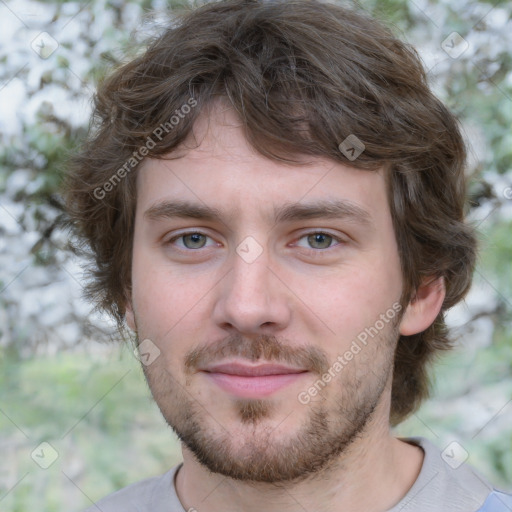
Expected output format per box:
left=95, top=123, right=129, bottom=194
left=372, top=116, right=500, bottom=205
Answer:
left=81, top=463, right=183, bottom=512
left=392, top=436, right=512, bottom=512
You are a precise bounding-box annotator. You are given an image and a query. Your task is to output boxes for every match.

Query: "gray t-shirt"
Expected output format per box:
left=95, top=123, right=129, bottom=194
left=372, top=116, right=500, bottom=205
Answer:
left=83, top=437, right=512, bottom=512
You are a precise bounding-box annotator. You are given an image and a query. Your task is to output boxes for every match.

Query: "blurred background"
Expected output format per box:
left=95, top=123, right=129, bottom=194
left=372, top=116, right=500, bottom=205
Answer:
left=0, top=0, right=511, bottom=510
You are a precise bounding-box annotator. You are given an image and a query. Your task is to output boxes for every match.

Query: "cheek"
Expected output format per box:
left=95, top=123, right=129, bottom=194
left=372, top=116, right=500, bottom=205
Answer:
left=131, top=251, right=217, bottom=347
left=135, top=272, right=207, bottom=328
left=305, top=262, right=401, bottom=341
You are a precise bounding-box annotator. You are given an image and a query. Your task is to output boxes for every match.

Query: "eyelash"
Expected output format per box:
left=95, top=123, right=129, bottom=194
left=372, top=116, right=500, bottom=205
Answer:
left=165, top=230, right=345, bottom=253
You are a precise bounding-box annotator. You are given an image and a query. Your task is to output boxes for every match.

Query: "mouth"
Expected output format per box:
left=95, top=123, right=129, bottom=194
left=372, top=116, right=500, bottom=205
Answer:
left=199, top=361, right=309, bottom=399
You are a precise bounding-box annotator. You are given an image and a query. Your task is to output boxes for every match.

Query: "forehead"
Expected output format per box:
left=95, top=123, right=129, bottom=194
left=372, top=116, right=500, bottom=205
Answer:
left=135, top=102, right=389, bottom=225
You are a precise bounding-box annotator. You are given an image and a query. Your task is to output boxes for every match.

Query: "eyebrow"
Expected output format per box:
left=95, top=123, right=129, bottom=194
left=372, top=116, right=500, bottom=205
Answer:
left=144, top=198, right=373, bottom=227
left=144, top=200, right=238, bottom=224
left=273, top=199, right=373, bottom=227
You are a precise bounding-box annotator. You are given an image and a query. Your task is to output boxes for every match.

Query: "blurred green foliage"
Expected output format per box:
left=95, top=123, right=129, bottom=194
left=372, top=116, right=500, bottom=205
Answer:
left=0, top=347, right=181, bottom=511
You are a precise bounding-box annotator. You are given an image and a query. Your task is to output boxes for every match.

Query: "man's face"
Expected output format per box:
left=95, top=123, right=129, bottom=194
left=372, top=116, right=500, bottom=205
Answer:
left=126, top=103, right=406, bottom=483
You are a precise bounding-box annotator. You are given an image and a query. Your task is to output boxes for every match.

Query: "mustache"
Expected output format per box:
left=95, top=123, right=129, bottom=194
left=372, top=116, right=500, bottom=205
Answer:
left=184, top=333, right=330, bottom=375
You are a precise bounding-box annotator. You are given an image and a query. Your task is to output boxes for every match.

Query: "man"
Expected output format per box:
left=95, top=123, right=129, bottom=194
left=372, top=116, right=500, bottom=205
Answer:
left=63, top=0, right=512, bottom=510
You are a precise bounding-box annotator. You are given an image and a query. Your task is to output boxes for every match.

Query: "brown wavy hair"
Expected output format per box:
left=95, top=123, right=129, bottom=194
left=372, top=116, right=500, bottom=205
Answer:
left=62, top=0, right=478, bottom=425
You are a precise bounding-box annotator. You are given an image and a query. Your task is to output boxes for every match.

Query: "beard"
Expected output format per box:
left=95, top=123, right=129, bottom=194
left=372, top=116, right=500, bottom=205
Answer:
left=137, top=323, right=399, bottom=484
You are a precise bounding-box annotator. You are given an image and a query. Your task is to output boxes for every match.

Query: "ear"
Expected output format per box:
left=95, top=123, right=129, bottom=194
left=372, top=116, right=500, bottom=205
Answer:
left=399, top=276, right=446, bottom=336
left=125, top=300, right=136, bottom=332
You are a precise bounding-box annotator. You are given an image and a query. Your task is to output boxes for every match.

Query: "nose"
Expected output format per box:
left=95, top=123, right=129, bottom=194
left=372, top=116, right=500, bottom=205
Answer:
left=212, top=244, right=292, bottom=334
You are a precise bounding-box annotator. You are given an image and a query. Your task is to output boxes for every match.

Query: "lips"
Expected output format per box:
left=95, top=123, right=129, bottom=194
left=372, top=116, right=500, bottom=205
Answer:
left=202, top=362, right=307, bottom=376
left=200, top=361, right=309, bottom=398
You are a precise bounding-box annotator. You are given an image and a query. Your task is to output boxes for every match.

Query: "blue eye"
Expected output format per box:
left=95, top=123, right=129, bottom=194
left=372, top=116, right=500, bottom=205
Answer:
left=307, top=233, right=334, bottom=249
left=296, top=232, right=341, bottom=250
left=182, top=233, right=207, bottom=249
left=168, top=232, right=214, bottom=250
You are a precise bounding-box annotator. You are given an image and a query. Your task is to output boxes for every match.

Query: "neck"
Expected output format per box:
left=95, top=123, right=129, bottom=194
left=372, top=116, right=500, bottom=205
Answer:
left=174, top=404, right=424, bottom=512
